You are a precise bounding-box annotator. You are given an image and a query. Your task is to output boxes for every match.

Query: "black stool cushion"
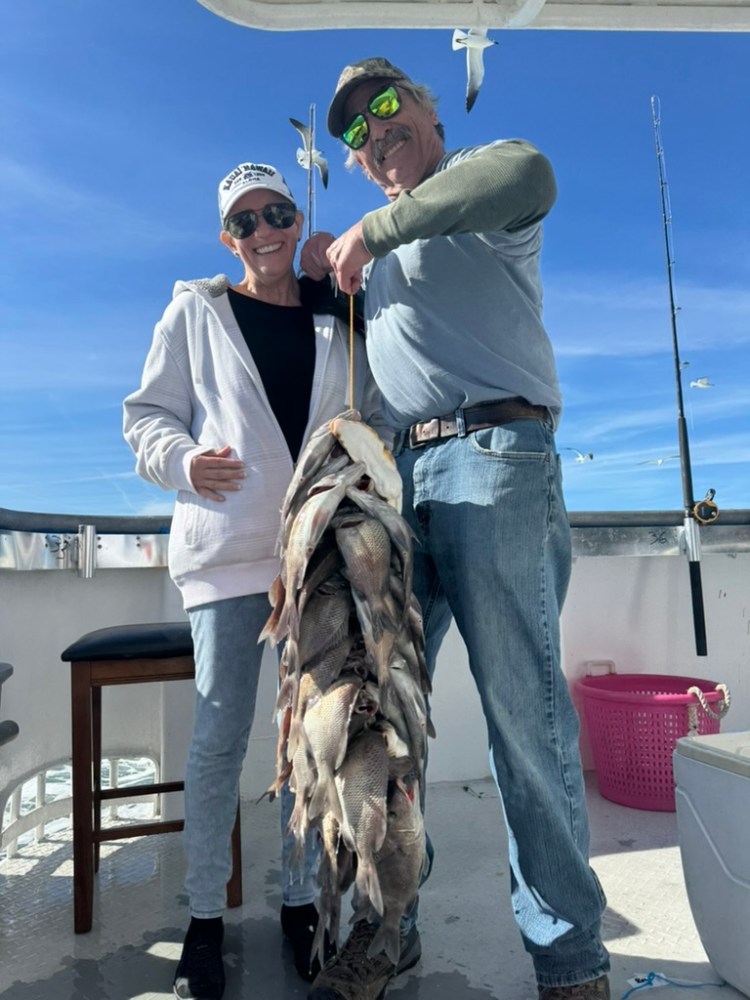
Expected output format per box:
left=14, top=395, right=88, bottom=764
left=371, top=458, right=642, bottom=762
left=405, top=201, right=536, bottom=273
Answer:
left=61, top=622, right=193, bottom=662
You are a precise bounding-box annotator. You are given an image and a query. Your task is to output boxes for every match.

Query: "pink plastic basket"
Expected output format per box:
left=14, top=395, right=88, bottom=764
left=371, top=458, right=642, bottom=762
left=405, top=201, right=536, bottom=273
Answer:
left=576, top=673, right=729, bottom=811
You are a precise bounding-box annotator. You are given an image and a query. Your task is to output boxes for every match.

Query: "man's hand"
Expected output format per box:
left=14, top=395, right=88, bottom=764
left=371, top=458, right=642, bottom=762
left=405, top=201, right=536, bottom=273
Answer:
left=326, top=221, right=373, bottom=295
left=190, top=445, right=245, bottom=501
left=300, top=232, right=336, bottom=280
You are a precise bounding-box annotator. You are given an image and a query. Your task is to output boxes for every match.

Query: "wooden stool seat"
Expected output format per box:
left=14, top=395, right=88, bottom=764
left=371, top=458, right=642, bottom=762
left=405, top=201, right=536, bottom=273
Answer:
left=62, top=622, right=242, bottom=933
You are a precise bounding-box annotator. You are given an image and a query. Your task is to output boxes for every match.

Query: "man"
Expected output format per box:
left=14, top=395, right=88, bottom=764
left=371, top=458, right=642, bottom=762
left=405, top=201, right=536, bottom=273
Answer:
left=300, top=58, right=610, bottom=1000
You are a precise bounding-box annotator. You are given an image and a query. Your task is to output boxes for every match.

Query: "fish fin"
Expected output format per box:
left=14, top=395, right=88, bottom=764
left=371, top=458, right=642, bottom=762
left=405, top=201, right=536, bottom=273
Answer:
left=308, top=766, right=332, bottom=821
left=255, top=760, right=292, bottom=804
left=427, top=716, right=437, bottom=739
left=349, top=899, right=378, bottom=926
left=259, top=574, right=286, bottom=643
left=367, top=921, right=401, bottom=965
left=275, top=675, right=294, bottom=714
left=287, top=788, right=310, bottom=844
left=311, top=916, right=327, bottom=974
left=287, top=709, right=315, bottom=765
left=355, top=859, right=383, bottom=917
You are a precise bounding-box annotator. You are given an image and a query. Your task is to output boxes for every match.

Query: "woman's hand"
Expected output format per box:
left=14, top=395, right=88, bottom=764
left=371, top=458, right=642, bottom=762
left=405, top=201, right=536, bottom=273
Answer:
left=190, top=445, right=245, bottom=501
left=300, top=232, right=336, bottom=280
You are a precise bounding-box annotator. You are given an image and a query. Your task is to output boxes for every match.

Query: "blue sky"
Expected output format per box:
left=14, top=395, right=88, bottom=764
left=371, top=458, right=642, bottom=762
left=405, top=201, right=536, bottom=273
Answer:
left=1, top=1, right=748, bottom=516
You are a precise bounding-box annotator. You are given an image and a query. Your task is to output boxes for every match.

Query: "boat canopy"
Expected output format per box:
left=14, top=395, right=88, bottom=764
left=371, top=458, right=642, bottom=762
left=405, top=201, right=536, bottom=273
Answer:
left=196, top=0, right=750, bottom=33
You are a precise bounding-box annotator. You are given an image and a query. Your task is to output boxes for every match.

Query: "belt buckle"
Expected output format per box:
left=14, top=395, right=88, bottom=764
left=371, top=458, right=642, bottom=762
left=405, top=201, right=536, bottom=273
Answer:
left=408, top=418, right=439, bottom=449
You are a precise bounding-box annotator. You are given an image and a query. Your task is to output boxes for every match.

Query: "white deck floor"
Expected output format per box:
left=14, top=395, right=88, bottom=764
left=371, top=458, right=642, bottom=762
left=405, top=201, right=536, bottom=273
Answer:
left=0, top=775, right=744, bottom=1000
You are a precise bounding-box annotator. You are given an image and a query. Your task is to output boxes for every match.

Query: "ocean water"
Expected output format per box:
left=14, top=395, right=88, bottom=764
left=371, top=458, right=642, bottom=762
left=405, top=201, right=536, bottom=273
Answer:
left=1, top=756, right=157, bottom=854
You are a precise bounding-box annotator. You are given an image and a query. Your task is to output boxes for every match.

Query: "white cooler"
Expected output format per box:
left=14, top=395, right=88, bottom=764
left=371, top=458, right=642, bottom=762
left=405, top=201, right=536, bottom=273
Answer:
left=673, top=731, right=750, bottom=997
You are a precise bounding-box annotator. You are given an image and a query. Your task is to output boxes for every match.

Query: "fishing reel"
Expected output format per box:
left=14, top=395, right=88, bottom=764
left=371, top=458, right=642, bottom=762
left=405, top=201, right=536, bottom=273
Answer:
left=692, top=488, right=719, bottom=525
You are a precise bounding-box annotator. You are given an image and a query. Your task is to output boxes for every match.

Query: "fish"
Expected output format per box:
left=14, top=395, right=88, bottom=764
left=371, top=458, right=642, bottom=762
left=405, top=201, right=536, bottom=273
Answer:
left=277, top=421, right=340, bottom=552
left=265, top=409, right=435, bottom=949
left=335, top=515, right=400, bottom=641
left=313, top=812, right=355, bottom=970
left=366, top=772, right=425, bottom=964
left=334, top=728, right=390, bottom=916
left=386, top=654, right=432, bottom=767
left=344, top=485, right=414, bottom=613
left=303, top=674, right=365, bottom=821
left=281, top=634, right=353, bottom=764
left=330, top=412, right=403, bottom=511
left=277, top=451, right=352, bottom=561
left=276, top=461, right=366, bottom=642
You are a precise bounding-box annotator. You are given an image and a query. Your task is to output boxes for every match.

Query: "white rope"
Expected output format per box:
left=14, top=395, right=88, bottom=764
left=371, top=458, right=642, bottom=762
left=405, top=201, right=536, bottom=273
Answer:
left=687, top=683, right=731, bottom=724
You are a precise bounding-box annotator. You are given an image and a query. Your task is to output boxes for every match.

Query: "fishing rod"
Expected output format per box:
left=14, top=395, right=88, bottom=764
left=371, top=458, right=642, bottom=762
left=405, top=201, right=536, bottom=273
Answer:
left=650, top=95, right=718, bottom=657
left=289, top=107, right=356, bottom=406
left=290, top=103, right=328, bottom=241
left=305, top=103, right=315, bottom=239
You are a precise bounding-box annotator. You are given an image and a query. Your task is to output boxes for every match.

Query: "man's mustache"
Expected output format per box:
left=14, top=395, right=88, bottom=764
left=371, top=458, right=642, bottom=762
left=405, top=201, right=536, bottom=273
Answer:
left=372, top=126, right=411, bottom=167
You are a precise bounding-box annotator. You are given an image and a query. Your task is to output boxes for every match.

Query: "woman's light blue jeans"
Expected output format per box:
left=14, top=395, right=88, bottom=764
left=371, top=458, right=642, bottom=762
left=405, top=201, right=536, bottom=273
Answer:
left=185, top=593, right=319, bottom=918
left=393, top=417, right=610, bottom=988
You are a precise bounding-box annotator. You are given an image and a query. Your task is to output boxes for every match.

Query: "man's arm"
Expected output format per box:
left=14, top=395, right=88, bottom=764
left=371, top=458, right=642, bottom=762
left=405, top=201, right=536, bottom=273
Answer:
left=362, top=140, right=556, bottom=257
left=302, top=141, right=556, bottom=294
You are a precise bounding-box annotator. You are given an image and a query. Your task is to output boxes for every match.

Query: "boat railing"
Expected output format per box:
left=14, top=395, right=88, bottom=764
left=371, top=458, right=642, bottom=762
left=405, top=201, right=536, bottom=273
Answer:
left=1, top=506, right=749, bottom=574
left=1, top=505, right=749, bottom=858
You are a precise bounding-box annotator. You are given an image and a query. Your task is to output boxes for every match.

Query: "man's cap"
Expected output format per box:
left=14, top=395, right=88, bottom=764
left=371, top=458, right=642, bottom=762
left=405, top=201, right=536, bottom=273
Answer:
left=327, top=57, right=410, bottom=138
left=218, top=162, right=295, bottom=224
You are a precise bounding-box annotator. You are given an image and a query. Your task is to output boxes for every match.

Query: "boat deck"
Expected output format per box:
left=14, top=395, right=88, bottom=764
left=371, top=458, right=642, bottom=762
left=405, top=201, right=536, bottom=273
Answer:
left=0, top=774, right=742, bottom=1000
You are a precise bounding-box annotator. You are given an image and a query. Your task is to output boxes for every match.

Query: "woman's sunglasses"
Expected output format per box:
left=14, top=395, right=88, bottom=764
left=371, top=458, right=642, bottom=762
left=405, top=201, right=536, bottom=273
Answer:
left=224, top=202, right=298, bottom=240
left=341, top=86, right=402, bottom=151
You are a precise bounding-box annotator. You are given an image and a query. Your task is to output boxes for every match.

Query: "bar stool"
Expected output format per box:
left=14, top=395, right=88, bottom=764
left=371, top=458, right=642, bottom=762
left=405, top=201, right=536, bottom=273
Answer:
left=61, top=621, right=242, bottom=933
left=0, top=662, right=20, bottom=748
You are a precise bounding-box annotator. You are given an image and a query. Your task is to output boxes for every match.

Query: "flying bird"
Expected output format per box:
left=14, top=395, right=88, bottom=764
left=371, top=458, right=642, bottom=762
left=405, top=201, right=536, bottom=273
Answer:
left=638, top=455, right=680, bottom=467
left=452, top=28, right=497, bottom=112
left=289, top=117, right=328, bottom=188
left=564, top=448, right=594, bottom=463
left=689, top=377, right=714, bottom=389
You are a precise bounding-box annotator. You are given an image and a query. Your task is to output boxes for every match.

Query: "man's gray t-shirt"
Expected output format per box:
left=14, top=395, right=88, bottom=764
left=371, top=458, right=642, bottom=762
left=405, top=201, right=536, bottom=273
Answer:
left=360, top=140, right=563, bottom=433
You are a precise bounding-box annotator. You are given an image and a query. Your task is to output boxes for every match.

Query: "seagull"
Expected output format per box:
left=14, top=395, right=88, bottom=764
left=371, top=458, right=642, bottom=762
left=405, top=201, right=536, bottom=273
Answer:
left=564, top=448, right=594, bottom=463
left=689, top=377, right=714, bottom=389
left=289, top=117, right=328, bottom=188
left=638, top=455, right=680, bottom=466
left=452, top=28, right=497, bottom=112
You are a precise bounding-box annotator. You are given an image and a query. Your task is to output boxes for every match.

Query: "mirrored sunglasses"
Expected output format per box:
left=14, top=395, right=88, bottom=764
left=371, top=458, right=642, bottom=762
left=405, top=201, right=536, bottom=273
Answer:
left=224, top=202, right=297, bottom=239
left=341, top=86, right=402, bottom=151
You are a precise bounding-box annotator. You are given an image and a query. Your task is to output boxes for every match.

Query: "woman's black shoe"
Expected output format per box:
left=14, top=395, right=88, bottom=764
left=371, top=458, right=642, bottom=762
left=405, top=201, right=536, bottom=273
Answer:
left=173, top=917, right=225, bottom=999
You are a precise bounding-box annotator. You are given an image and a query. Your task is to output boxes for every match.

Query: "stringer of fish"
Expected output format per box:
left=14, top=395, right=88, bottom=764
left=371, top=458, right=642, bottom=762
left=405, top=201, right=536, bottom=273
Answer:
left=261, top=410, right=434, bottom=960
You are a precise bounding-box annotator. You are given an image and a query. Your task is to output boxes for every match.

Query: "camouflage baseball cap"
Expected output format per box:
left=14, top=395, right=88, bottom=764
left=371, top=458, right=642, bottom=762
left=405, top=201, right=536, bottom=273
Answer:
left=327, top=57, right=410, bottom=138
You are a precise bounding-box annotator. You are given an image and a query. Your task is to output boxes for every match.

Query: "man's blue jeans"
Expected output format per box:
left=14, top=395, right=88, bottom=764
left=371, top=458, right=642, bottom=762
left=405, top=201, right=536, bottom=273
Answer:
left=185, top=594, right=318, bottom=918
left=393, top=417, right=610, bottom=988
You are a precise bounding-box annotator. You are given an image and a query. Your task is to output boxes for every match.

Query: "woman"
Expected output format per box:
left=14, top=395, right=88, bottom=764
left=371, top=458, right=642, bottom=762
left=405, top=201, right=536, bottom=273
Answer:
left=123, top=161, right=384, bottom=1000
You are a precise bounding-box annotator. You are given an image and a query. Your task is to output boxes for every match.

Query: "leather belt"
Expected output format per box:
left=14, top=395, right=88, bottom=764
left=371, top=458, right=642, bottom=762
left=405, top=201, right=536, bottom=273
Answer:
left=405, top=397, right=550, bottom=450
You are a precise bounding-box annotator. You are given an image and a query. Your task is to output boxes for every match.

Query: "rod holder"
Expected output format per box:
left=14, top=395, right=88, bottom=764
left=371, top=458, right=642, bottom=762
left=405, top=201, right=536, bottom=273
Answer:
left=683, top=516, right=701, bottom=562
left=77, top=524, right=97, bottom=579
